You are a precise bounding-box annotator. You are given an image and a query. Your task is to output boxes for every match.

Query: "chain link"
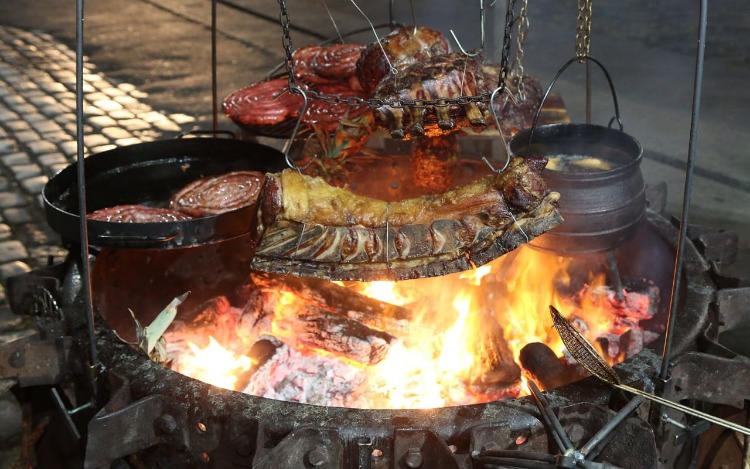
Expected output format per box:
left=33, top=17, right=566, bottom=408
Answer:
left=278, top=0, right=297, bottom=87
left=575, top=0, right=593, bottom=61
left=277, top=0, right=516, bottom=109
left=510, top=0, right=528, bottom=99
left=496, top=0, right=517, bottom=94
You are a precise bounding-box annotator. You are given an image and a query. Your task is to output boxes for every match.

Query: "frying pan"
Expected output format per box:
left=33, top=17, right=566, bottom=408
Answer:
left=43, top=137, right=286, bottom=249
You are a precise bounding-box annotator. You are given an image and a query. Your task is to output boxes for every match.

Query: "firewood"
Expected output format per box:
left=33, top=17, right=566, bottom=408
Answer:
left=286, top=303, right=395, bottom=365
left=519, top=342, right=587, bottom=391
left=249, top=271, right=415, bottom=334
left=469, top=311, right=521, bottom=387
left=237, top=285, right=396, bottom=365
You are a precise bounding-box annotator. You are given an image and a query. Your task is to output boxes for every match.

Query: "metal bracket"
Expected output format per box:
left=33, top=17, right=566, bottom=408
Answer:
left=664, top=351, right=750, bottom=409
left=661, top=414, right=711, bottom=445
left=0, top=336, right=74, bottom=387
left=84, top=379, right=169, bottom=468
left=393, top=428, right=459, bottom=469
left=253, top=427, right=343, bottom=469
left=716, top=286, right=750, bottom=332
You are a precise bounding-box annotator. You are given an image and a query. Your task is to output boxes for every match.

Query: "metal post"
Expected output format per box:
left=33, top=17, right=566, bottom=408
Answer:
left=75, top=0, right=100, bottom=368
left=660, top=0, right=708, bottom=380
left=211, top=0, right=218, bottom=134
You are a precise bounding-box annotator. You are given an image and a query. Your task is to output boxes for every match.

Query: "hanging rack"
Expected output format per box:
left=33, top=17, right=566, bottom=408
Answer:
left=70, top=0, right=713, bottom=437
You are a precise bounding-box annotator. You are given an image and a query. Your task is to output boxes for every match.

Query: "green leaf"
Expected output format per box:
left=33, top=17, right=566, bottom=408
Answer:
left=143, top=292, right=189, bottom=354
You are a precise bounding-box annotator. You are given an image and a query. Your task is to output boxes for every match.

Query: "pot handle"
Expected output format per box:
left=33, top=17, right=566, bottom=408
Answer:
left=525, top=55, right=624, bottom=149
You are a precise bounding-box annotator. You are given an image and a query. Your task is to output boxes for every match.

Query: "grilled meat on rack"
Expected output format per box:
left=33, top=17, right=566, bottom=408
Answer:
left=356, top=25, right=449, bottom=95
left=371, top=52, right=492, bottom=139
left=251, top=156, right=562, bottom=281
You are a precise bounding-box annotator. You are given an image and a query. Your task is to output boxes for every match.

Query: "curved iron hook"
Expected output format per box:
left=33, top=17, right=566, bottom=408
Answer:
left=349, top=0, right=398, bottom=76
left=282, top=85, right=314, bottom=172
left=449, top=0, right=488, bottom=58
left=526, top=55, right=624, bottom=150
left=481, top=85, right=513, bottom=174
left=449, top=30, right=481, bottom=58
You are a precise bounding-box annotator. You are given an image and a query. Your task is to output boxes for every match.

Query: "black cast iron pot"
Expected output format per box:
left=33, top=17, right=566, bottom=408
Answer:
left=510, top=122, right=645, bottom=254
left=510, top=56, right=646, bottom=254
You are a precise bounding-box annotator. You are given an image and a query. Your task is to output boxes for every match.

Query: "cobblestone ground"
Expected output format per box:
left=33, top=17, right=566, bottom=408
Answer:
left=0, top=26, right=200, bottom=461
left=0, top=25, right=196, bottom=319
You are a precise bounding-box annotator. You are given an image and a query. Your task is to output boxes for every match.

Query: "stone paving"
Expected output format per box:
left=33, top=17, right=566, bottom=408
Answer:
left=0, top=25, right=200, bottom=454
left=0, top=24, right=196, bottom=317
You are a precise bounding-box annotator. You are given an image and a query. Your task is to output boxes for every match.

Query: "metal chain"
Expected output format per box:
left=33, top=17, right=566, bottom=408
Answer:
left=575, top=0, right=593, bottom=61
left=510, top=0, right=528, bottom=99
left=496, top=0, right=517, bottom=93
left=278, top=0, right=297, bottom=87
left=276, top=0, right=517, bottom=109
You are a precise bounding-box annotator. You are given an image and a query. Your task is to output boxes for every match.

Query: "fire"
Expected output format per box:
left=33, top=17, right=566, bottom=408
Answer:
left=163, top=245, right=657, bottom=408
left=363, top=292, right=478, bottom=408
left=357, top=280, right=411, bottom=306
left=176, top=336, right=253, bottom=391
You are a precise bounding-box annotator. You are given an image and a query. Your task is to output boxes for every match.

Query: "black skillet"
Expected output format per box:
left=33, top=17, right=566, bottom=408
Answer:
left=43, top=136, right=286, bottom=249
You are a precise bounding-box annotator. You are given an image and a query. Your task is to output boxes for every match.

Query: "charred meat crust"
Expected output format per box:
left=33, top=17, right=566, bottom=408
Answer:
left=356, top=26, right=450, bottom=95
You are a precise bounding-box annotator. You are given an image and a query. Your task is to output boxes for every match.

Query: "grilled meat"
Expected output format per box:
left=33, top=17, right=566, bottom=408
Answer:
left=356, top=26, right=450, bottom=95
left=251, top=156, right=562, bottom=281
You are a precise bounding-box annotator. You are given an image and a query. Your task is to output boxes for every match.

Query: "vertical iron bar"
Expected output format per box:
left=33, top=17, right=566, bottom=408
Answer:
left=75, top=0, right=99, bottom=367
left=660, top=0, right=708, bottom=380
left=585, top=60, right=591, bottom=124
left=604, top=252, right=625, bottom=302
left=211, top=0, right=219, bottom=133
left=389, top=0, right=395, bottom=29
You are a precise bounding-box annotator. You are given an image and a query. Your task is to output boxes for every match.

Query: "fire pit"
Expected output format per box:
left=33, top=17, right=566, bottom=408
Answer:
left=73, top=208, right=713, bottom=468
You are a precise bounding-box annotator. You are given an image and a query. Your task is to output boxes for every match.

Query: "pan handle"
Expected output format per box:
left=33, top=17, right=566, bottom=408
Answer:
left=178, top=129, right=237, bottom=139
left=95, top=231, right=181, bottom=248
left=526, top=55, right=624, bottom=150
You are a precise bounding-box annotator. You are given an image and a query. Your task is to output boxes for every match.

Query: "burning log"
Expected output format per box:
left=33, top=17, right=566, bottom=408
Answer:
left=234, top=336, right=284, bottom=392
left=469, top=312, right=521, bottom=387
left=238, top=282, right=397, bottom=365
left=290, top=303, right=395, bottom=365
left=249, top=272, right=415, bottom=334
left=519, top=342, right=587, bottom=391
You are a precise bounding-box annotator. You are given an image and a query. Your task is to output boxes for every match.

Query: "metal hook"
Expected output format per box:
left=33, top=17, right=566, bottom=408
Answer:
left=292, top=222, right=307, bottom=260
left=480, top=85, right=512, bottom=173
left=479, top=0, right=487, bottom=53
left=408, top=0, right=418, bottom=35
left=322, top=0, right=344, bottom=43
left=349, top=0, right=398, bottom=76
left=449, top=0, right=487, bottom=58
left=282, top=85, right=314, bottom=171
left=449, top=30, right=481, bottom=58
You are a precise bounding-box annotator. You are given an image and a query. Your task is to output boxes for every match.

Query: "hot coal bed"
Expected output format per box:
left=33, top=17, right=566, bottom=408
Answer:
left=6, top=203, right=749, bottom=469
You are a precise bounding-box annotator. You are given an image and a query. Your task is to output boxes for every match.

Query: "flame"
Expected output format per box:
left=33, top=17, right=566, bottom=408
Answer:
left=169, top=244, right=654, bottom=408
left=364, top=291, right=477, bottom=408
left=358, top=281, right=411, bottom=306
left=176, top=336, right=253, bottom=391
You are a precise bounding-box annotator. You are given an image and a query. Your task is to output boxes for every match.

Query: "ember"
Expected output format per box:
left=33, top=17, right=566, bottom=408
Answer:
left=161, top=245, right=659, bottom=409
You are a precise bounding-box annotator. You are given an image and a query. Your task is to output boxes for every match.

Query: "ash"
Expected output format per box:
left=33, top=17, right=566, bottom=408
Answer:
left=242, top=344, right=367, bottom=407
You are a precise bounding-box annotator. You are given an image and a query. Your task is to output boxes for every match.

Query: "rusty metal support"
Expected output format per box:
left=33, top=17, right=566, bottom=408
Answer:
left=253, top=427, right=343, bottom=469
left=0, top=336, right=74, bottom=387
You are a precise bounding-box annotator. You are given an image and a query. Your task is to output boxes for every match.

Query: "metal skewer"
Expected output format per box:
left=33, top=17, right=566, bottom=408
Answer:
left=549, top=305, right=750, bottom=437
